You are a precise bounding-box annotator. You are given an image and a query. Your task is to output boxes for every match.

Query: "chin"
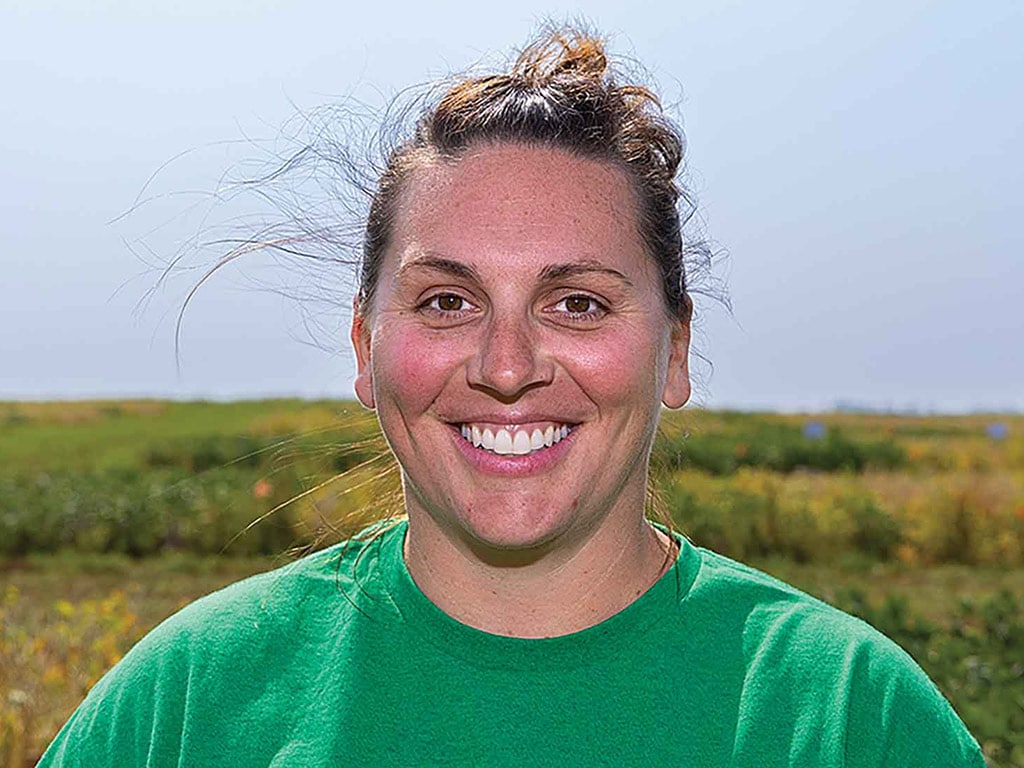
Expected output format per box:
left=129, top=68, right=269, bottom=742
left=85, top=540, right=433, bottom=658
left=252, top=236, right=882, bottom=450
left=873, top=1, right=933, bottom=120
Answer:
left=455, top=500, right=576, bottom=559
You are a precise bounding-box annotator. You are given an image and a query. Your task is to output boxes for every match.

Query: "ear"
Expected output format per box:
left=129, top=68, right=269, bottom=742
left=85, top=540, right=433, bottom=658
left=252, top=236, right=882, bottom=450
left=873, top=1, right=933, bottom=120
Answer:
left=351, top=301, right=375, bottom=410
left=661, top=302, right=692, bottom=410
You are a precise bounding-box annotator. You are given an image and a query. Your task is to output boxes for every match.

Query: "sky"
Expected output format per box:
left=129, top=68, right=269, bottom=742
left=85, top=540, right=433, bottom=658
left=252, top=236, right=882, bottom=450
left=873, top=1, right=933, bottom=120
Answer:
left=1, top=0, right=1021, bottom=412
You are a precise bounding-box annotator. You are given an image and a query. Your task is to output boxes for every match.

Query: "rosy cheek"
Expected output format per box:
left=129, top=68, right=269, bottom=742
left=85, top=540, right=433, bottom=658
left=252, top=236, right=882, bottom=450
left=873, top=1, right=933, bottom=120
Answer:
left=373, top=325, right=467, bottom=409
left=558, top=327, right=662, bottom=404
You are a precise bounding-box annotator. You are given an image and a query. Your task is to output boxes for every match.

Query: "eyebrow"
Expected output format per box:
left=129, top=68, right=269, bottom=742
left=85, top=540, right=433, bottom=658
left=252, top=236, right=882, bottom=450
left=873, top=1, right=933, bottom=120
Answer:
left=539, top=260, right=634, bottom=286
left=398, top=255, right=634, bottom=288
left=396, top=256, right=482, bottom=283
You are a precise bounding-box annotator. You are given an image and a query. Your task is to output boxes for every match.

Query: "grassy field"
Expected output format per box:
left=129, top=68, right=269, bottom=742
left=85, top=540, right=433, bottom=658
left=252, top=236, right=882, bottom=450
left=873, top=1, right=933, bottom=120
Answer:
left=1, top=400, right=1022, bottom=766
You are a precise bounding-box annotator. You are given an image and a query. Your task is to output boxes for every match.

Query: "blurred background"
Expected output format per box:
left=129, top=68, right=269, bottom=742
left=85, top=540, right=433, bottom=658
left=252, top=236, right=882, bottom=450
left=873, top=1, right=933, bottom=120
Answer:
left=2, top=1, right=1023, bottom=765
left=2, top=0, right=1021, bottom=411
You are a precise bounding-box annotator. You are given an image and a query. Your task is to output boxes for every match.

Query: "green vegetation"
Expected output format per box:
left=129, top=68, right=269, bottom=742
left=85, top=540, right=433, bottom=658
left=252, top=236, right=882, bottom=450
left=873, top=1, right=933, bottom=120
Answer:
left=652, top=421, right=906, bottom=475
left=0, top=400, right=1022, bottom=766
left=0, top=400, right=393, bottom=558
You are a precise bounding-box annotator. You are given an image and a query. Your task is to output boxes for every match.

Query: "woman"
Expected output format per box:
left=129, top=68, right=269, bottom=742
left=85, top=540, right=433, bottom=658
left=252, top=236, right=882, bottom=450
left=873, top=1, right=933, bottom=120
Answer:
left=41, top=28, right=983, bottom=767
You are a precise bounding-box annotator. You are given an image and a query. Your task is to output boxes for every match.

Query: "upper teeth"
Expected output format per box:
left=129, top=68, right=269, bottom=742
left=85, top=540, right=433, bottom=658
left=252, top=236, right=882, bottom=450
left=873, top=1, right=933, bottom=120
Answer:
left=459, top=424, right=570, bottom=455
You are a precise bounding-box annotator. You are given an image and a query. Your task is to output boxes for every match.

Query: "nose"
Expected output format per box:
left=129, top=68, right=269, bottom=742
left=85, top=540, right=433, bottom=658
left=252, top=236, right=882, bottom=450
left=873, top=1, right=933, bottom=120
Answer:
left=467, top=315, right=554, bottom=399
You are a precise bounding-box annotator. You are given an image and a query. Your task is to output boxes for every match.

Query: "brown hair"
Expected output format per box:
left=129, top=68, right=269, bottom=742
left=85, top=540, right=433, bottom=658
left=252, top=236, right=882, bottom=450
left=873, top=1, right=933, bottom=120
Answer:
left=359, top=27, right=702, bottom=324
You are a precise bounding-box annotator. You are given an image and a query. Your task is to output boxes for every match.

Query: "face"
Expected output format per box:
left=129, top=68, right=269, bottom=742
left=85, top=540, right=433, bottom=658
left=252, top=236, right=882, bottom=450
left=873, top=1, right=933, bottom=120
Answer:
left=352, top=144, right=690, bottom=555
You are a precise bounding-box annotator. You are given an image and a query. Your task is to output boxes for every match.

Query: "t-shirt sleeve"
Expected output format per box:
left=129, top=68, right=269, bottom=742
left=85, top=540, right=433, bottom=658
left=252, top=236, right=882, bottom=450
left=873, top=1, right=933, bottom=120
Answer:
left=35, top=566, right=289, bottom=768
left=36, top=612, right=195, bottom=767
left=844, top=631, right=985, bottom=768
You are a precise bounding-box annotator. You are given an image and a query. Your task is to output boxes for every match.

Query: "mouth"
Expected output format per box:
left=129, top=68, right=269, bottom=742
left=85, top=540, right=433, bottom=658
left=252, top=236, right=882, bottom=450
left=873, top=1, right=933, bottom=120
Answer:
left=456, top=422, right=575, bottom=457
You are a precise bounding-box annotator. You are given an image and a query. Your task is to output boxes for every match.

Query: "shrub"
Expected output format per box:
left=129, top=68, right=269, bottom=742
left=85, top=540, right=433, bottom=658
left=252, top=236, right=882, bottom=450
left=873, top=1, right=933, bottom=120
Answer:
left=143, top=435, right=277, bottom=472
left=0, top=469, right=302, bottom=557
left=652, top=425, right=905, bottom=476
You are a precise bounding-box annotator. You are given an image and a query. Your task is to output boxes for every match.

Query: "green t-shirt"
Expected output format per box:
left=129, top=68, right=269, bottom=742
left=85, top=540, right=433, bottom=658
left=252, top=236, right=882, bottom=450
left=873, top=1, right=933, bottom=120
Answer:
left=40, top=521, right=983, bottom=767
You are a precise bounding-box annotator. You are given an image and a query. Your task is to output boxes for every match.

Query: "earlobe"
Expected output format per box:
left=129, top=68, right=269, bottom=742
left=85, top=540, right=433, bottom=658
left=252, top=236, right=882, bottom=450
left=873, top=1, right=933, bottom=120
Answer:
left=661, top=311, right=692, bottom=410
left=350, top=306, right=375, bottom=410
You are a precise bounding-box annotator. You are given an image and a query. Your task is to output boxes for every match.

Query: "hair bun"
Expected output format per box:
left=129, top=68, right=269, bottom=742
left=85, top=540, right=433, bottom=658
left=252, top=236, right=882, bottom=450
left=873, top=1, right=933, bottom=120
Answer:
left=513, top=31, right=609, bottom=85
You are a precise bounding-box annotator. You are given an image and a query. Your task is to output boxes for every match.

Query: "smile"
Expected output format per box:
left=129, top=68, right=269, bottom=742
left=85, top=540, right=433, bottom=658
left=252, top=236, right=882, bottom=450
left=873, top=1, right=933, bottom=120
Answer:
left=458, top=423, right=573, bottom=456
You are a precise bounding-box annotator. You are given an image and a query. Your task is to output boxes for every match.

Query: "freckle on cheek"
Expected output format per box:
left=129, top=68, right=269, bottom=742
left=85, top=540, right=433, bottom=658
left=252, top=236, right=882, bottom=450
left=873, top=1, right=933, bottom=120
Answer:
left=396, top=355, right=423, bottom=385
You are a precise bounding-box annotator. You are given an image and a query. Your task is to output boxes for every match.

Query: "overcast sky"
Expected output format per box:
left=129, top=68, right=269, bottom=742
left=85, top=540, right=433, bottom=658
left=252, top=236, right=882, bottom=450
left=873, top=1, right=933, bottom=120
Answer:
left=2, top=0, right=1021, bottom=412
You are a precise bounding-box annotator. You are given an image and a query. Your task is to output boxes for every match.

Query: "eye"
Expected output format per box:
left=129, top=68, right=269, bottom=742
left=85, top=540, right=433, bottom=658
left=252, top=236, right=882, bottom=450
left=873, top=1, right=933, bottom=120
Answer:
left=563, top=295, right=596, bottom=314
left=417, top=292, right=478, bottom=320
left=551, top=294, right=608, bottom=318
left=432, top=294, right=465, bottom=312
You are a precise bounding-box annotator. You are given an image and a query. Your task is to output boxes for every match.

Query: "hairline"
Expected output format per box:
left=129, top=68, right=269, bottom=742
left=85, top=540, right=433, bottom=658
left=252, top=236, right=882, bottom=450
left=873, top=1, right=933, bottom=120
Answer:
left=364, top=138, right=683, bottom=319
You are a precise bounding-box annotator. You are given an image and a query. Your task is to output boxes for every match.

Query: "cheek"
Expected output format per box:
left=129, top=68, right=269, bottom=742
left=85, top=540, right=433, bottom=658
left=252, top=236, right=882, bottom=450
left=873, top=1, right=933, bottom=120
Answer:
left=371, top=323, right=468, bottom=411
left=558, top=324, right=666, bottom=407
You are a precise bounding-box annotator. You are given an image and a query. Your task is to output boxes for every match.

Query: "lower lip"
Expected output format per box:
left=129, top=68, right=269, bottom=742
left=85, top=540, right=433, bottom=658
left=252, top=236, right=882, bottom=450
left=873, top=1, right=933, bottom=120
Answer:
left=449, top=425, right=576, bottom=476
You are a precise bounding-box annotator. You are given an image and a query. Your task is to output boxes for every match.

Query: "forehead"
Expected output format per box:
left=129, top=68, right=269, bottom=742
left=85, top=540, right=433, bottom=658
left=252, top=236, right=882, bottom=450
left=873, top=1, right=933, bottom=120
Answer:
left=388, top=144, right=648, bottom=273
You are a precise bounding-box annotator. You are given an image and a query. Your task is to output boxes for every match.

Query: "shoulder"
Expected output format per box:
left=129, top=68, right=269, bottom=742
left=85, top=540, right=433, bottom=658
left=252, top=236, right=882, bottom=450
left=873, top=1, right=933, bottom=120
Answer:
left=37, top=526, right=403, bottom=767
left=677, top=543, right=985, bottom=766
left=128, top=536, right=367, bottom=656
left=128, top=526, right=405, bottom=674
left=681, top=543, right=941, bottom=694
left=681, top=544, right=884, bottom=656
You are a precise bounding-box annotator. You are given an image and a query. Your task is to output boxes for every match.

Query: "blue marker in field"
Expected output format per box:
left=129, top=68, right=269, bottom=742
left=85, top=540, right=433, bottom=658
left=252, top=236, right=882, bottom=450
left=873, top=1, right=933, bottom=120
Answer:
left=803, top=421, right=826, bottom=440
left=986, top=422, right=1008, bottom=441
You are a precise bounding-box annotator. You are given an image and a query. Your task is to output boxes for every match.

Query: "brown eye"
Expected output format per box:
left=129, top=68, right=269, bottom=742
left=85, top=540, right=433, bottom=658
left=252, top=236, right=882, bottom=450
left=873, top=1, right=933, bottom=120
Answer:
left=435, top=294, right=464, bottom=312
left=564, top=295, right=593, bottom=313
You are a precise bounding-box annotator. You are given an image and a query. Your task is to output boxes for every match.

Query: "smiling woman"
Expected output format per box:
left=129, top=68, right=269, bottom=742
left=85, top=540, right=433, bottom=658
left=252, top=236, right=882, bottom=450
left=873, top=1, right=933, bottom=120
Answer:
left=354, top=144, right=692, bottom=636
left=39, top=24, right=984, bottom=768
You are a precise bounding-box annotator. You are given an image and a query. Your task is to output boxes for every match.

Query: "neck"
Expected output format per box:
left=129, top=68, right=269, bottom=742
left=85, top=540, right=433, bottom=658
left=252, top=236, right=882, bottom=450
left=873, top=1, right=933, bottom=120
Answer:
left=403, top=511, right=677, bottom=638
